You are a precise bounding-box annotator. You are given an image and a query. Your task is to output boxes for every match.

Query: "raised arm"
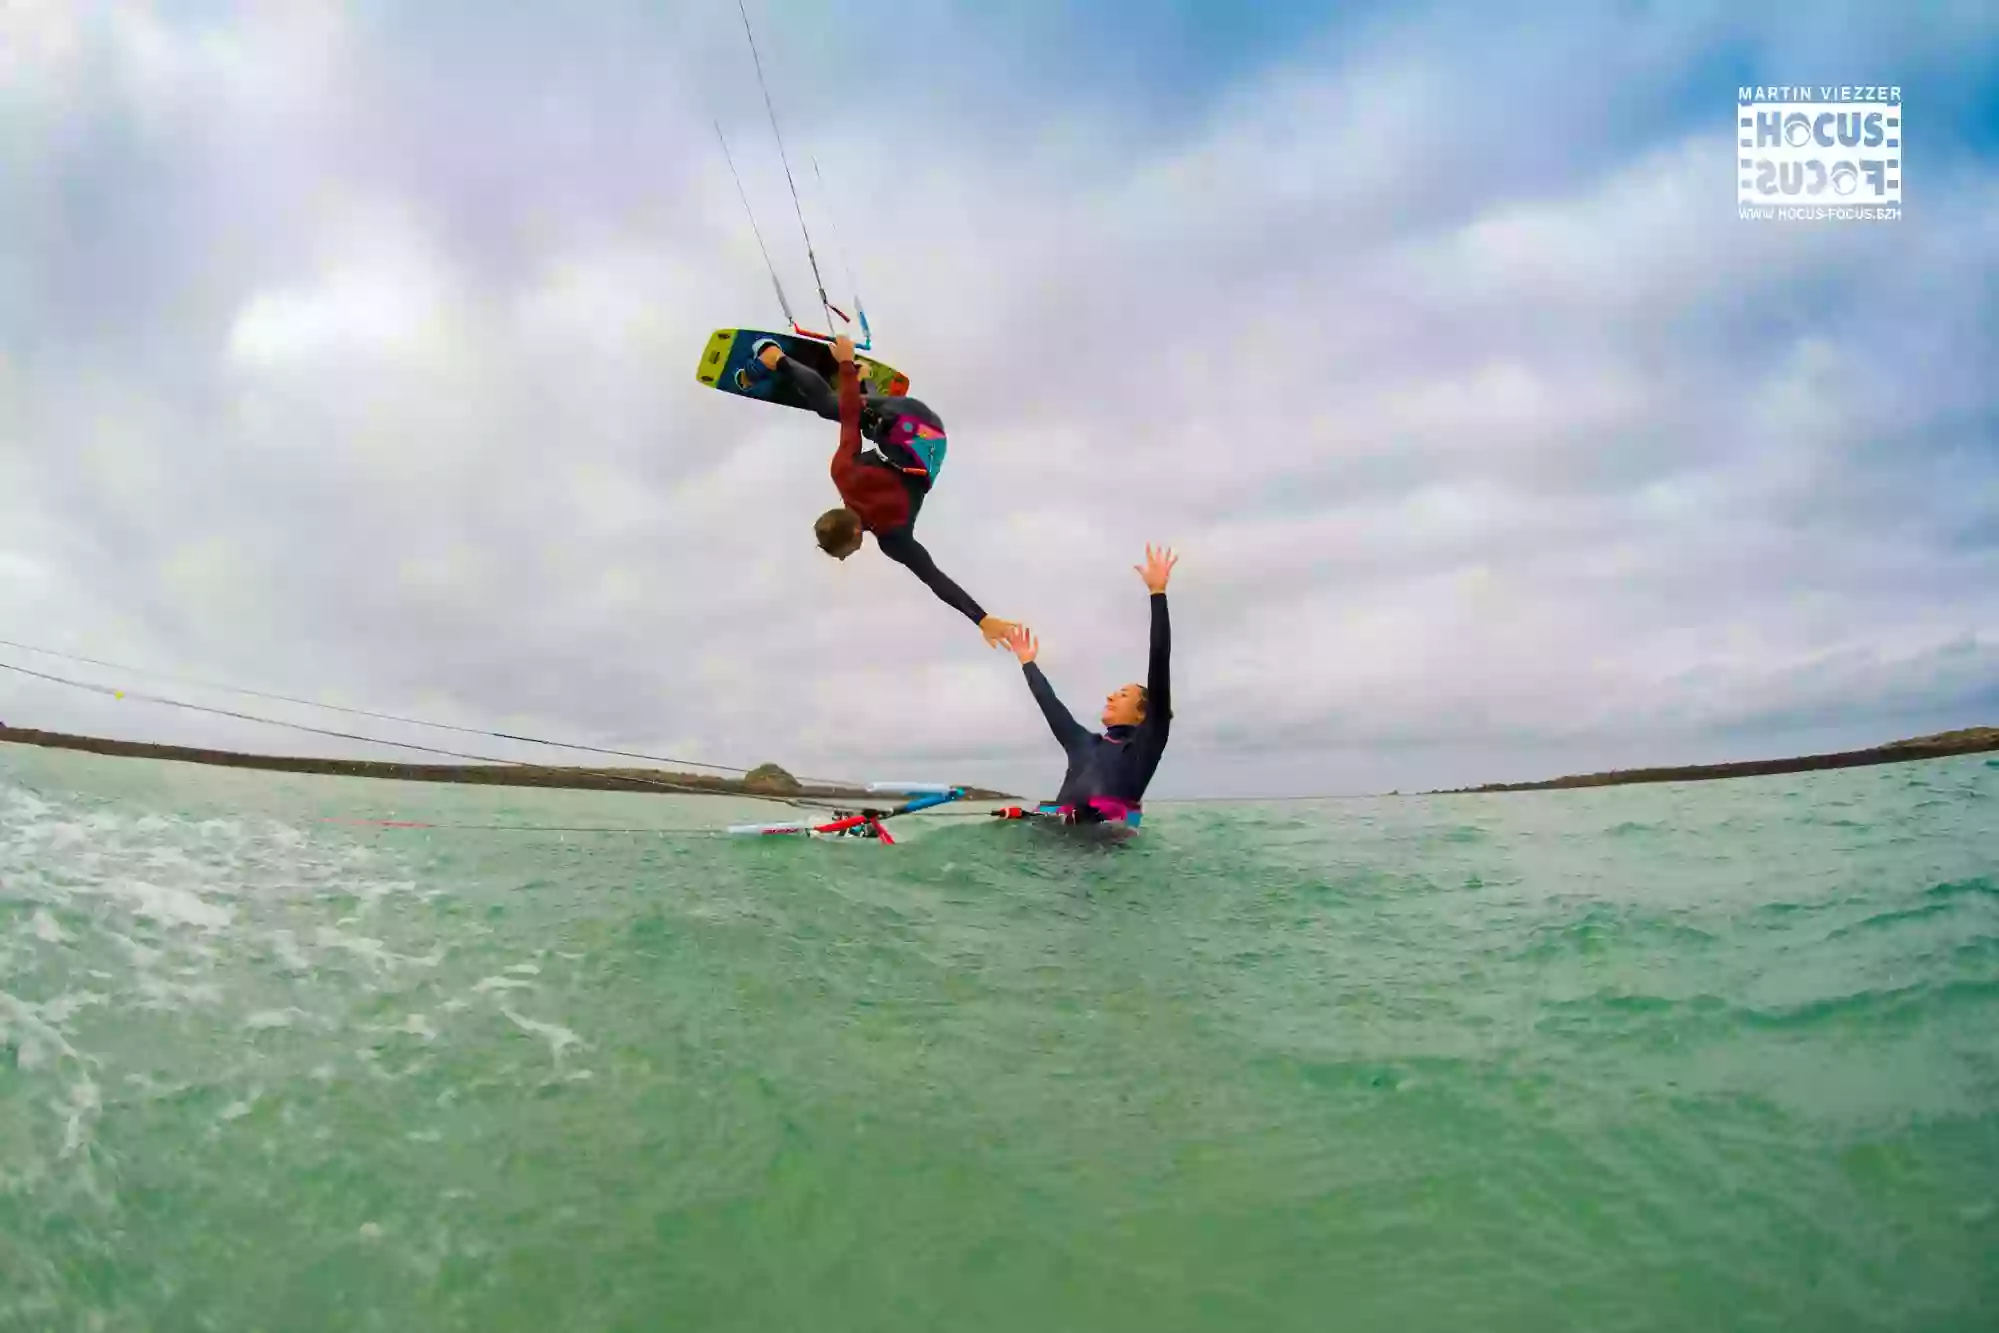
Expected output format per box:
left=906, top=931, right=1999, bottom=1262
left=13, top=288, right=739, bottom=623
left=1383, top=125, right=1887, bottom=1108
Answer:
left=1023, top=662, right=1090, bottom=750
left=1144, top=591, right=1171, bottom=743
left=1134, top=544, right=1177, bottom=749
left=874, top=527, right=988, bottom=626
left=1004, top=627, right=1090, bottom=750
left=834, top=356, right=865, bottom=467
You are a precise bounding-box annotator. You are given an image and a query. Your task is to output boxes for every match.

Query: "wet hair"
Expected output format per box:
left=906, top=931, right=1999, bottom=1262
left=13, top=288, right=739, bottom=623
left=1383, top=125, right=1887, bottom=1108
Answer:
left=814, top=507, right=864, bottom=555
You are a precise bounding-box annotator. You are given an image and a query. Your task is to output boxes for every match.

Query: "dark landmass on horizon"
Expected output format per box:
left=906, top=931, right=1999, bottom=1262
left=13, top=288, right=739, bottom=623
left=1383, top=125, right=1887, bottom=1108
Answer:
left=1419, top=726, right=1999, bottom=795
left=4, top=722, right=1994, bottom=804
left=0, top=726, right=1015, bottom=804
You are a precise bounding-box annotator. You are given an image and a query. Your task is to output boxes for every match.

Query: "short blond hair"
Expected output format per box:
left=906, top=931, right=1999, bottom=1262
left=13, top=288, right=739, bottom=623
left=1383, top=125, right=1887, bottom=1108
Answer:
left=814, top=507, right=863, bottom=554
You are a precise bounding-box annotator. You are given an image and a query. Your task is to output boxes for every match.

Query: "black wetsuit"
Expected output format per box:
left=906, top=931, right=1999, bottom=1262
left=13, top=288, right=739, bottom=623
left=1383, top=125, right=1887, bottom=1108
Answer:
left=1021, top=593, right=1172, bottom=816
left=773, top=355, right=988, bottom=626
left=773, top=356, right=940, bottom=477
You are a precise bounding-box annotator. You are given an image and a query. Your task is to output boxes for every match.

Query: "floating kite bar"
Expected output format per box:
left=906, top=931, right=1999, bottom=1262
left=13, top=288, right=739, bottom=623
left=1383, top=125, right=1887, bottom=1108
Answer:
left=866, top=782, right=961, bottom=795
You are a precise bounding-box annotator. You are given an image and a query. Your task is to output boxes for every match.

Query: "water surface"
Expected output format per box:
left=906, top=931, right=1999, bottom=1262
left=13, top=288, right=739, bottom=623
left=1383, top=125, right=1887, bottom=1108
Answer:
left=3, top=744, right=1995, bottom=1331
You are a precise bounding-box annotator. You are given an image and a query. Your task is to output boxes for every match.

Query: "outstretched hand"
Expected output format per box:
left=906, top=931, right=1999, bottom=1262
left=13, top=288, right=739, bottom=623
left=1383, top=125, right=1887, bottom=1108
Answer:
left=1002, top=624, right=1039, bottom=666
left=979, top=616, right=1020, bottom=650
left=1136, top=543, right=1179, bottom=594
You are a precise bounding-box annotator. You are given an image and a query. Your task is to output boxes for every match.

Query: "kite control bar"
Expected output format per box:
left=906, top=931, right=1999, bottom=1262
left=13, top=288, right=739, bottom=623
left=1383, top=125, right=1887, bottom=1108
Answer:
left=789, top=300, right=872, bottom=351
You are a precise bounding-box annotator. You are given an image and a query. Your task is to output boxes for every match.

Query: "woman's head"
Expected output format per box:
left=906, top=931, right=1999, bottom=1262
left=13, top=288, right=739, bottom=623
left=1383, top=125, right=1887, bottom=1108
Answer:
left=1102, top=683, right=1149, bottom=728
left=814, top=508, right=865, bottom=559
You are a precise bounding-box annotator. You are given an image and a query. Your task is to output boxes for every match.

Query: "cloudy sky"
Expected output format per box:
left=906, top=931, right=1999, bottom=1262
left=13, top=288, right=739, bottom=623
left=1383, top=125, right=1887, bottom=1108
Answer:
left=3, top=0, right=1996, bottom=800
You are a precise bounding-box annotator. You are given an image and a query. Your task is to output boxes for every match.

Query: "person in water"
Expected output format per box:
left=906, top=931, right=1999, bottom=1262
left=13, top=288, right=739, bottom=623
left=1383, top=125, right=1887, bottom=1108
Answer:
left=999, top=544, right=1176, bottom=826
left=754, top=335, right=1016, bottom=648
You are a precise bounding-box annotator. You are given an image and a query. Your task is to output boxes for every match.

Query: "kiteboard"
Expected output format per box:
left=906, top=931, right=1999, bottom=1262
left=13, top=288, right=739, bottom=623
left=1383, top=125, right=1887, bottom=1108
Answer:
left=696, top=328, right=910, bottom=414
left=727, top=783, right=964, bottom=844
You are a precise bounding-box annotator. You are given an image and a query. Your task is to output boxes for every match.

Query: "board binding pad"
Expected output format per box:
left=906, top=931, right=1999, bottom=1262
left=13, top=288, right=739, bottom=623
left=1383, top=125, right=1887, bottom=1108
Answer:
left=697, top=328, right=911, bottom=411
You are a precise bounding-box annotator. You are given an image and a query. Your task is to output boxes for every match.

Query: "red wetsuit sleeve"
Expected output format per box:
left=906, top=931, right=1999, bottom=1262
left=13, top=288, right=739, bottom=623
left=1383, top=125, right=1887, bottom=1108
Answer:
left=828, top=359, right=911, bottom=530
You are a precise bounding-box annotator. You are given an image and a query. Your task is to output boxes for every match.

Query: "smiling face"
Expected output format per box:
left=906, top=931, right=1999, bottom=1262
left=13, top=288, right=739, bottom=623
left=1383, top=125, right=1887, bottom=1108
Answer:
left=1101, top=683, right=1147, bottom=728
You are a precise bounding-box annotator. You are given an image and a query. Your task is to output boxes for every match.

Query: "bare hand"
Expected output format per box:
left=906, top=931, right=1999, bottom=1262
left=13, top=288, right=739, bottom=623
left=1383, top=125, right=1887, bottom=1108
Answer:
left=979, top=616, right=1020, bottom=649
left=1003, top=625, right=1039, bottom=665
left=758, top=342, right=785, bottom=371
left=1136, top=543, right=1178, bottom=594
left=831, top=334, right=856, bottom=364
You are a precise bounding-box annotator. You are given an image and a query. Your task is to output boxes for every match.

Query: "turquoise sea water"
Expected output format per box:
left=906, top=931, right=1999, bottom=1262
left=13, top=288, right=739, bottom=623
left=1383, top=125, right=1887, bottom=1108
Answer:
left=2, top=742, right=1996, bottom=1331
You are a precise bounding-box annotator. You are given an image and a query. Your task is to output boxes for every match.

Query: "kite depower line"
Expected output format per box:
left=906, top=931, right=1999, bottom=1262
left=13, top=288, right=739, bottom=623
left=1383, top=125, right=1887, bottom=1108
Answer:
left=713, top=0, right=871, bottom=349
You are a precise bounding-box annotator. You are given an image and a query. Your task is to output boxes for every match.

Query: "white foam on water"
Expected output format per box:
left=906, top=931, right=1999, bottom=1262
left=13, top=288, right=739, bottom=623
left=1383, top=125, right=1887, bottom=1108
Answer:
left=267, top=929, right=313, bottom=973
left=109, top=877, right=234, bottom=930
left=35, top=990, right=105, bottom=1024
left=107, top=932, right=163, bottom=970
left=504, top=962, right=542, bottom=976
left=0, top=782, right=54, bottom=822
left=500, top=1007, right=586, bottom=1064
left=387, top=1013, right=438, bottom=1042
left=0, top=991, right=103, bottom=1161
left=349, top=877, right=420, bottom=915
left=30, top=908, right=68, bottom=943
left=312, top=924, right=446, bottom=974
left=244, top=1009, right=299, bottom=1031
left=314, top=925, right=394, bottom=970
left=60, top=1079, right=101, bottom=1158
left=472, top=975, right=536, bottom=993
left=133, top=972, right=225, bottom=1011
left=0, top=990, right=84, bottom=1070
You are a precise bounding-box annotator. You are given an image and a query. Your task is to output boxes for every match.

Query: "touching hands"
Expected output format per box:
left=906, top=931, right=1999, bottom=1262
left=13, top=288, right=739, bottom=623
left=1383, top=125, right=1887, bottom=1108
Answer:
left=1002, top=624, right=1039, bottom=666
left=1136, top=543, right=1179, bottom=594
left=979, top=616, right=1021, bottom=650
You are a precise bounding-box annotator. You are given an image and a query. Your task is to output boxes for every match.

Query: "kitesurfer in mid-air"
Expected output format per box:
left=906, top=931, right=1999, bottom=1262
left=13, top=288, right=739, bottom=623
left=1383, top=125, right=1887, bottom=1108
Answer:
left=998, top=544, right=1177, bottom=827
left=754, top=334, right=1016, bottom=648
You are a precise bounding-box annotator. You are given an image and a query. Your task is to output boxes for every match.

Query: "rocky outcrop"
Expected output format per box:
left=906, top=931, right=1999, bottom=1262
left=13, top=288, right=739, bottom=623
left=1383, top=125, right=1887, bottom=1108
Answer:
left=742, top=762, right=803, bottom=795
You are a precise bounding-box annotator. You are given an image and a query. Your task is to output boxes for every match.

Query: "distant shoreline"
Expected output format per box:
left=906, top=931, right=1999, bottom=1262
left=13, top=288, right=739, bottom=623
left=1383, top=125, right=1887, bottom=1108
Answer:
left=1420, top=727, right=1999, bottom=795
left=0, top=726, right=1015, bottom=804
left=3, top=722, right=1993, bottom=803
